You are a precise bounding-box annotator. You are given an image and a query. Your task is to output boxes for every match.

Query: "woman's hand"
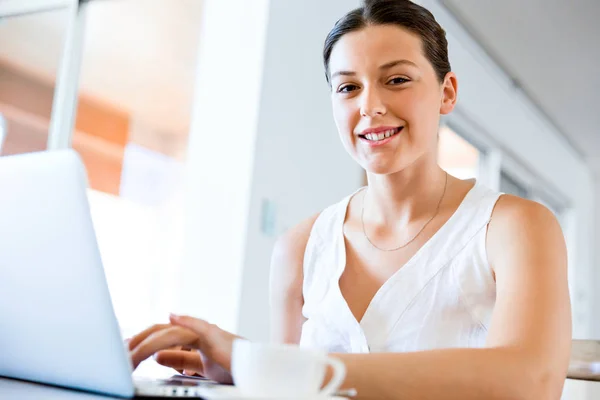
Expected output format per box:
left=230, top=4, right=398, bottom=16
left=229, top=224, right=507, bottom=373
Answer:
left=127, top=314, right=241, bottom=383
left=163, top=345, right=200, bottom=377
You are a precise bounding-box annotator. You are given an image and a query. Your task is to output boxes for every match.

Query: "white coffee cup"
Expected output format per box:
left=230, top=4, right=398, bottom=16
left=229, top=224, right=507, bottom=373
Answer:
left=231, top=339, right=346, bottom=398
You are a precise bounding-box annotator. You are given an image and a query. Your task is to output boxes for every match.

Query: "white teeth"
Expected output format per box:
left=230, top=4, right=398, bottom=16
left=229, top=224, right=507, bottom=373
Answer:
left=363, top=128, right=399, bottom=142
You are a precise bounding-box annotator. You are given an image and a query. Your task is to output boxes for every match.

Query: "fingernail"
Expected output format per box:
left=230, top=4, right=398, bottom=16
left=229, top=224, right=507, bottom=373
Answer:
left=169, top=313, right=179, bottom=320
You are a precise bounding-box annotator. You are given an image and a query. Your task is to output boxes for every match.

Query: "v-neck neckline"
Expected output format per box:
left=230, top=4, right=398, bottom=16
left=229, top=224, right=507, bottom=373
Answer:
left=334, top=179, right=480, bottom=327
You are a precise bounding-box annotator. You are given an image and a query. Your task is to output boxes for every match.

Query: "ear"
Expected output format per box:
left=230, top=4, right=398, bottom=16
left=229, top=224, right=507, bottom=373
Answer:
left=440, top=72, right=458, bottom=115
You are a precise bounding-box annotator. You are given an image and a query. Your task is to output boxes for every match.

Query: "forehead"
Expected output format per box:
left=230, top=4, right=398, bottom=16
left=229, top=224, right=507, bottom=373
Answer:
left=329, top=24, right=426, bottom=72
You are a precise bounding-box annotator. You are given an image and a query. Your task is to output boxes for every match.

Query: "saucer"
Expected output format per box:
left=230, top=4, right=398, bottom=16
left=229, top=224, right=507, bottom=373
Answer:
left=195, top=385, right=348, bottom=399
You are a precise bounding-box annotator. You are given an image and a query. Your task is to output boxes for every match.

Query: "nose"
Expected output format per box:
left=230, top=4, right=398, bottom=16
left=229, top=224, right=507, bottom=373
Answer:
left=360, top=86, right=386, bottom=117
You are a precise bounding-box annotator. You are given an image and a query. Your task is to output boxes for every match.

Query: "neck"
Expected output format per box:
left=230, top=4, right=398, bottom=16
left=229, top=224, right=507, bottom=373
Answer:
left=364, top=158, right=448, bottom=227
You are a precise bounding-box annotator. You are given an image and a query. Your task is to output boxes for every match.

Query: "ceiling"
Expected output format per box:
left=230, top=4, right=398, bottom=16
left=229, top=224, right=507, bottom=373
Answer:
left=0, top=0, right=203, bottom=136
left=442, top=0, right=600, bottom=175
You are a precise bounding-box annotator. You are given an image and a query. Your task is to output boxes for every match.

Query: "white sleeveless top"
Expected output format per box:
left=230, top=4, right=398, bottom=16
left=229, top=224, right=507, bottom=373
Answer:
left=299, top=181, right=502, bottom=354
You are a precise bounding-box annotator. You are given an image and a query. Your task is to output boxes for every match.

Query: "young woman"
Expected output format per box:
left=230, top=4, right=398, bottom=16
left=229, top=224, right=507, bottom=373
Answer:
left=128, top=0, right=571, bottom=398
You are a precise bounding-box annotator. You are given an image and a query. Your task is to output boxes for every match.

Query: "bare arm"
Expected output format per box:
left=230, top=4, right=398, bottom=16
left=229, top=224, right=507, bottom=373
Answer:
left=269, top=213, right=320, bottom=344
left=331, top=196, right=572, bottom=400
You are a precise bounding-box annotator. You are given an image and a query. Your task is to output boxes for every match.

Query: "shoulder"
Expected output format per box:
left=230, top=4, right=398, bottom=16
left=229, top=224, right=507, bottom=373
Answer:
left=272, top=192, right=353, bottom=264
left=269, top=189, right=362, bottom=289
left=270, top=192, right=350, bottom=287
left=488, top=194, right=562, bottom=239
left=486, top=194, right=566, bottom=275
left=271, top=212, right=321, bottom=270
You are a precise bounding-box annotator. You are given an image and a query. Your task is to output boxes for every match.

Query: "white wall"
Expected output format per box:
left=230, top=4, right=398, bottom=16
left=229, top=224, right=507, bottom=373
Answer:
left=588, top=158, right=600, bottom=340
left=589, top=177, right=600, bottom=396
left=591, top=177, right=600, bottom=334
left=179, top=0, right=271, bottom=332
left=586, top=178, right=600, bottom=398
left=236, top=0, right=362, bottom=341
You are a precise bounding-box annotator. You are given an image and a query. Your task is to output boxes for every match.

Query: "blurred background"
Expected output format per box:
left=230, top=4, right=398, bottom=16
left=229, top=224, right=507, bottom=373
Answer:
left=0, top=0, right=598, bottom=397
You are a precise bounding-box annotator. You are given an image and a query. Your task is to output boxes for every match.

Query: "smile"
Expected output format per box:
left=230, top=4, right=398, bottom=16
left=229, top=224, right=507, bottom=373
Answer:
left=358, top=126, right=403, bottom=143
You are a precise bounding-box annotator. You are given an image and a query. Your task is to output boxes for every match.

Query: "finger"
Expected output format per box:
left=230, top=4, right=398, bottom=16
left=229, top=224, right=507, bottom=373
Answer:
left=167, top=346, right=185, bottom=374
left=172, top=346, right=191, bottom=373
left=169, top=315, right=211, bottom=339
left=154, top=350, right=204, bottom=375
left=157, top=346, right=184, bottom=374
left=170, top=314, right=237, bottom=369
left=130, top=326, right=199, bottom=369
left=127, top=324, right=171, bottom=351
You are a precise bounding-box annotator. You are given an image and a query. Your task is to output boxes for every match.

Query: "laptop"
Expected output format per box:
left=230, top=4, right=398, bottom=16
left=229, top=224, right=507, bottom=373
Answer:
left=0, top=150, right=218, bottom=398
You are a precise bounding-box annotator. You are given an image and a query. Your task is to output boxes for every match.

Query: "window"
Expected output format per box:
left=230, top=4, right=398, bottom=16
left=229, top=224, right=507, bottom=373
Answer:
left=0, top=7, right=69, bottom=156
left=0, top=1, right=201, bottom=352
left=72, top=0, right=201, bottom=342
left=499, top=159, right=568, bottom=220
left=440, top=117, right=569, bottom=224
left=500, top=171, right=529, bottom=198
left=438, top=125, right=480, bottom=179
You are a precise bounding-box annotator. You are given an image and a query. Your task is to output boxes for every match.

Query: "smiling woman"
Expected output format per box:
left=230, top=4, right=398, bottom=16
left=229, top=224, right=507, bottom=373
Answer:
left=128, top=0, right=571, bottom=398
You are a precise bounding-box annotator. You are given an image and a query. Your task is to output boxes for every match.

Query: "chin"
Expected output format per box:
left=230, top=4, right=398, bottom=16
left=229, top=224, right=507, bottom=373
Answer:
left=363, top=162, right=399, bottom=176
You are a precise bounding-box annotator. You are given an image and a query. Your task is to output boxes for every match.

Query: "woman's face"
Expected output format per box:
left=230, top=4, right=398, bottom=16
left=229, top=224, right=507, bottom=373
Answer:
left=328, top=24, right=457, bottom=175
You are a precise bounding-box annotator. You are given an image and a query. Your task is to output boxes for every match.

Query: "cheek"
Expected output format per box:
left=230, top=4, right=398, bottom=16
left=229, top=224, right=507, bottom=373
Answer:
left=332, top=101, right=357, bottom=136
left=398, top=90, right=430, bottom=119
left=332, top=101, right=361, bottom=156
left=400, top=90, right=440, bottom=141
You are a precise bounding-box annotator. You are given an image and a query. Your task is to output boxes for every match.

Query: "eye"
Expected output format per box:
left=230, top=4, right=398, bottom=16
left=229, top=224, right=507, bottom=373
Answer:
left=337, top=84, right=360, bottom=93
left=387, top=77, right=410, bottom=85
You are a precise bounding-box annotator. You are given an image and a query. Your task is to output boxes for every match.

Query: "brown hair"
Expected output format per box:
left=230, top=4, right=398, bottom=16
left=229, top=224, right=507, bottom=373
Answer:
left=323, top=0, right=451, bottom=85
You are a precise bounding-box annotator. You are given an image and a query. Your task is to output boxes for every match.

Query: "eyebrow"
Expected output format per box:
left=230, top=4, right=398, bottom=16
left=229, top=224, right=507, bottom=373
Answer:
left=330, top=59, right=418, bottom=80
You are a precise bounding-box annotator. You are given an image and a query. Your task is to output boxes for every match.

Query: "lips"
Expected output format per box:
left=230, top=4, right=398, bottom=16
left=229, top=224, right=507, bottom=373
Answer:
left=358, top=126, right=403, bottom=142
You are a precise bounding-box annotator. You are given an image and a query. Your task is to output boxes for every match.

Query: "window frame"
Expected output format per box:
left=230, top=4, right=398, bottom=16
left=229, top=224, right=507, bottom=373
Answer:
left=0, top=0, right=71, bottom=17
left=0, top=0, right=88, bottom=151
left=442, top=110, right=571, bottom=223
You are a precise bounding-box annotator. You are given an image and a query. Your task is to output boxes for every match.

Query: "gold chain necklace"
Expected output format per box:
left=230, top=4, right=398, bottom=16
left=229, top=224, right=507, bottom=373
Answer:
left=361, top=172, right=448, bottom=252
